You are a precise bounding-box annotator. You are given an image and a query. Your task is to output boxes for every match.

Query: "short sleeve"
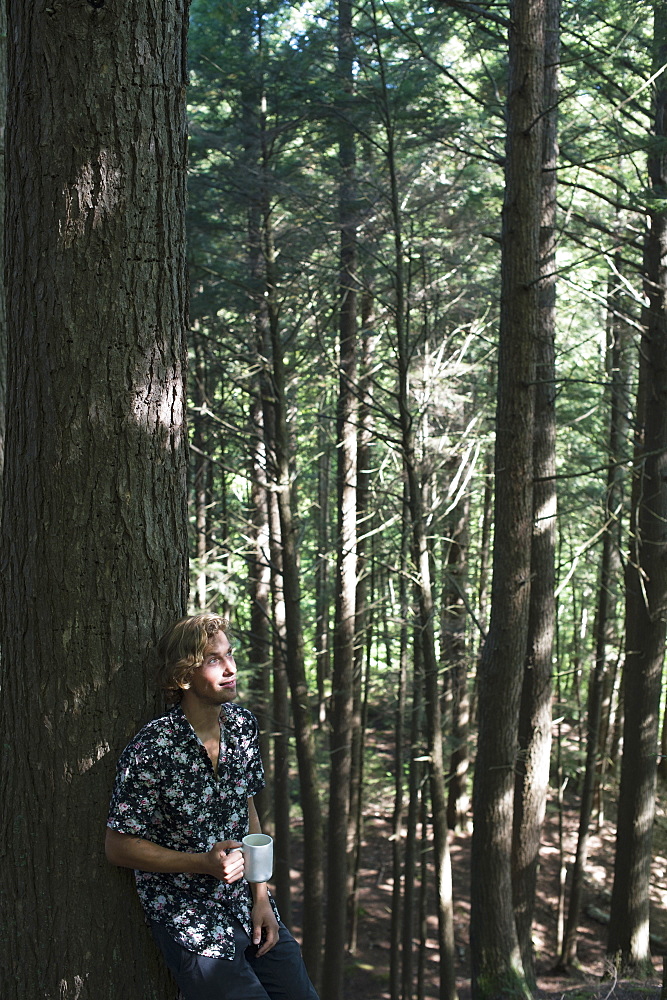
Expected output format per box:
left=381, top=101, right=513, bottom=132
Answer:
left=107, top=743, right=161, bottom=838
left=245, top=713, right=265, bottom=799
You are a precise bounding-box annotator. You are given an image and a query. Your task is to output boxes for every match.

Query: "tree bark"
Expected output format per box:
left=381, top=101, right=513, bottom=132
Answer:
left=0, top=0, right=6, bottom=508
left=402, top=615, right=426, bottom=1000
left=246, top=387, right=273, bottom=830
left=558, top=245, right=631, bottom=970
left=315, top=392, right=333, bottom=723
left=0, top=4, right=189, bottom=998
left=444, top=499, right=471, bottom=833
left=347, top=310, right=376, bottom=955
left=608, top=5, right=667, bottom=973
left=323, top=4, right=358, bottom=995
left=512, top=0, right=559, bottom=981
left=268, top=487, right=293, bottom=924
left=192, top=328, right=210, bottom=610
left=470, top=1, right=545, bottom=997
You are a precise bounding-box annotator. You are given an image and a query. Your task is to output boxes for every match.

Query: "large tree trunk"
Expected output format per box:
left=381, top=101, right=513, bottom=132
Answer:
left=0, top=0, right=6, bottom=506
left=470, top=2, right=545, bottom=997
left=511, top=0, right=559, bottom=981
left=0, top=4, right=190, bottom=998
left=608, top=5, right=667, bottom=973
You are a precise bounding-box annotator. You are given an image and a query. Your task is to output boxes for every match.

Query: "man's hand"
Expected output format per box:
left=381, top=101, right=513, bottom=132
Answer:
left=251, top=895, right=279, bottom=957
left=203, top=841, right=245, bottom=884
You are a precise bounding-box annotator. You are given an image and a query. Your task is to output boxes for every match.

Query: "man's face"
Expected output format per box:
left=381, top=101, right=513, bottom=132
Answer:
left=185, top=630, right=237, bottom=705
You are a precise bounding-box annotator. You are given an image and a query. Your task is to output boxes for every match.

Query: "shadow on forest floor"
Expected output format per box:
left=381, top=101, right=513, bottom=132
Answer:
left=289, top=728, right=667, bottom=1000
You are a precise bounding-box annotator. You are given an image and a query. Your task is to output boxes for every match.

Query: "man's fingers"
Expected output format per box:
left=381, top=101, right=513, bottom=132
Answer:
left=256, top=924, right=279, bottom=957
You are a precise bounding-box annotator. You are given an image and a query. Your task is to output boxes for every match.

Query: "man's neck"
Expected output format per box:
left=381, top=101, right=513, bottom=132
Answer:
left=180, top=696, right=223, bottom=741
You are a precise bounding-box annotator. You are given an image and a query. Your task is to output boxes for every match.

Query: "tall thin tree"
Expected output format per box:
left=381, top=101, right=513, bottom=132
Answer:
left=608, top=2, right=667, bottom=974
left=511, top=0, right=559, bottom=982
left=323, top=2, right=359, bottom=995
left=470, top=0, right=545, bottom=996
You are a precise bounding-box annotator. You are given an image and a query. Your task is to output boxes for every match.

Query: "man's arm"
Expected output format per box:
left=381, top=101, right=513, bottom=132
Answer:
left=247, top=796, right=280, bottom=957
left=105, top=827, right=245, bottom=884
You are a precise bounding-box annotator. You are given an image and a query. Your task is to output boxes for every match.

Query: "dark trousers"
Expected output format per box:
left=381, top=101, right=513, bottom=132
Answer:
left=151, top=919, right=320, bottom=1000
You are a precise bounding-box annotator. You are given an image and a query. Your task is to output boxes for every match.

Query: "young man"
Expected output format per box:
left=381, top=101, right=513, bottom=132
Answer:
left=106, top=613, right=319, bottom=1000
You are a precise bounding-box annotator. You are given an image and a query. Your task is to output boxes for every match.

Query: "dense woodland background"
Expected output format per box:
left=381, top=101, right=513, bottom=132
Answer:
left=2, top=2, right=667, bottom=1000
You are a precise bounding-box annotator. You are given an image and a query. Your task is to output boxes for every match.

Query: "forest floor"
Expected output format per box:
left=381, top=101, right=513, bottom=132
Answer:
left=288, top=728, right=667, bottom=1000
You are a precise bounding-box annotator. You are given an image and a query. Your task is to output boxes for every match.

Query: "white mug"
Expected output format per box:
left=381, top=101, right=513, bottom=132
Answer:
left=242, top=833, right=273, bottom=883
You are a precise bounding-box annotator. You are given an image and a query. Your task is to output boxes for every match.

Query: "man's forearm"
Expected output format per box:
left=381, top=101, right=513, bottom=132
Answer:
left=105, top=827, right=245, bottom=884
left=105, top=827, right=210, bottom=874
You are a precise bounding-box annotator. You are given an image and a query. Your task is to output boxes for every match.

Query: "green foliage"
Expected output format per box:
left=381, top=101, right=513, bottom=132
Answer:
left=184, top=0, right=659, bottom=780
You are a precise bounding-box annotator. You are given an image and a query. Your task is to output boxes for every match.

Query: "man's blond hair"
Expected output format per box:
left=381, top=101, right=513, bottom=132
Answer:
left=156, top=614, right=230, bottom=700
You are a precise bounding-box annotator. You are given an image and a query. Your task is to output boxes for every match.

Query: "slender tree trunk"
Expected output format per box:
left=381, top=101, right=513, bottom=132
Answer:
left=0, top=4, right=190, bottom=997
left=608, top=7, right=667, bottom=972
left=470, top=2, right=545, bottom=997
left=402, top=619, right=426, bottom=1000
left=268, top=488, right=293, bottom=924
left=315, top=392, right=333, bottom=723
left=558, top=245, right=630, bottom=970
left=595, top=250, right=632, bottom=812
left=511, top=2, right=559, bottom=981
left=244, top=21, right=273, bottom=824
left=244, top=69, right=324, bottom=969
left=477, top=450, right=494, bottom=634
left=368, top=4, right=457, bottom=992
left=389, top=616, right=408, bottom=1000
left=323, top=3, right=358, bottom=994
left=246, top=387, right=273, bottom=829
left=444, top=499, right=471, bottom=832
left=192, top=329, right=210, bottom=610
left=347, top=312, right=376, bottom=954
left=269, top=328, right=324, bottom=980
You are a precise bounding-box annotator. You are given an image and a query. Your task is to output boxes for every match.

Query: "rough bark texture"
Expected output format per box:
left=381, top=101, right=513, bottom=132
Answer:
left=0, top=3, right=190, bottom=998
left=470, top=1, right=545, bottom=997
left=0, top=0, right=6, bottom=503
left=608, top=6, right=667, bottom=973
left=511, top=0, right=559, bottom=981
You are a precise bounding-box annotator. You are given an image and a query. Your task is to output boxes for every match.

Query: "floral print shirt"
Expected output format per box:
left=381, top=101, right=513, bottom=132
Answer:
left=107, top=702, right=277, bottom=959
